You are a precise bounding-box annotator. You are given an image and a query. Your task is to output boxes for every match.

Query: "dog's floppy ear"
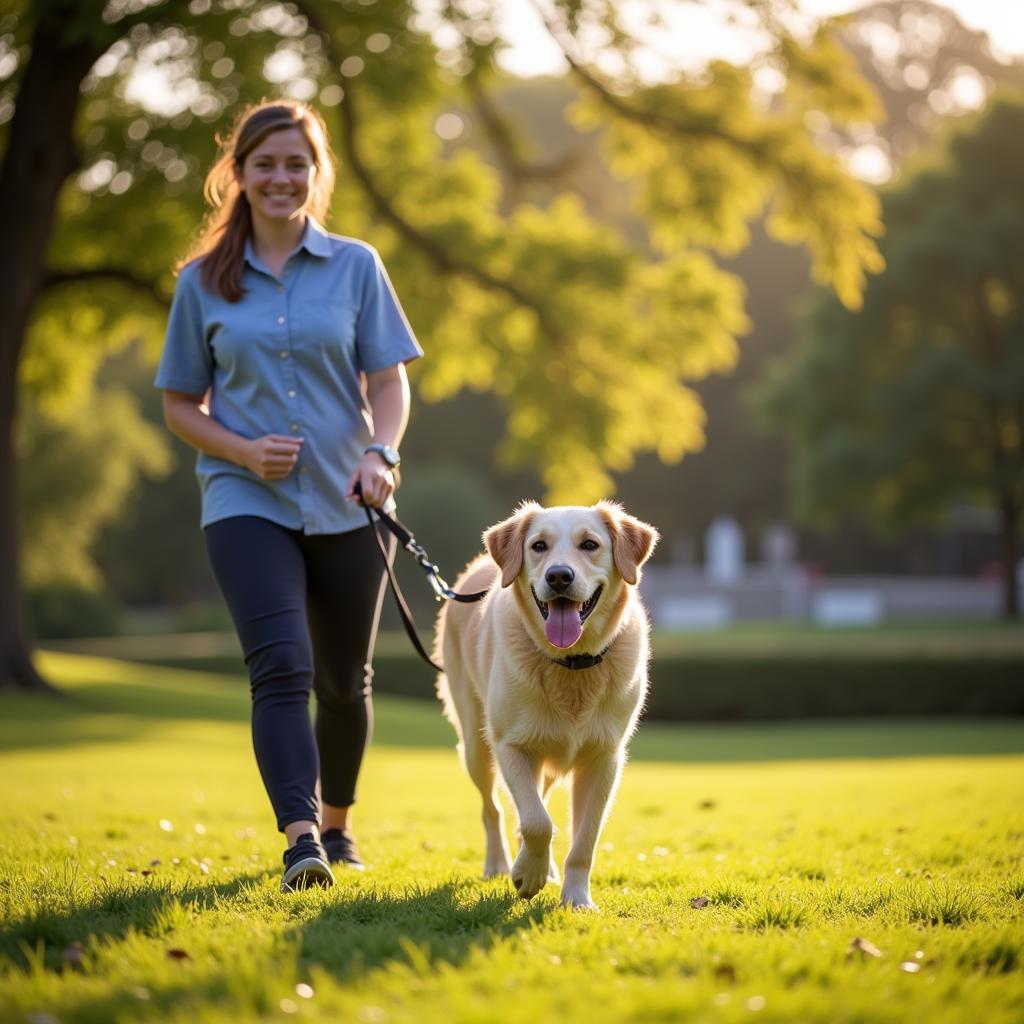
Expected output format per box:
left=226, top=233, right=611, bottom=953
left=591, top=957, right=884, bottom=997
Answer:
left=596, top=502, right=659, bottom=585
left=484, top=502, right=541, bottom=588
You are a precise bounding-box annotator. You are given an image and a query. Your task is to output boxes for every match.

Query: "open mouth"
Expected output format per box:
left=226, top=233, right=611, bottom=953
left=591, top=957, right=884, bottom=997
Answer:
left=531, top=585, right=603, bottom=649
left=532, top=586, right=603, bottom=622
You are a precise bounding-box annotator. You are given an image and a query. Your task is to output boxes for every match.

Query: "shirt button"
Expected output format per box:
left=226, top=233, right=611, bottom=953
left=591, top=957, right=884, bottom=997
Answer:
left=287, top=389, right=296, bottom=398
left=276, top=284, right=283, bottom=293
left=299, top=467, right=309, bottom=475
left=277, top=315, right=285, bottom=325
left=279, top=350, right=288, bottom=359
left=290, top=423, right=300, bottom=432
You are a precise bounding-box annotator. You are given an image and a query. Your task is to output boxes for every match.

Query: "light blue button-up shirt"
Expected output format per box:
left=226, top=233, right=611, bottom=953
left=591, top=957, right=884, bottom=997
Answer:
left=155, top=218, right=422, bottom=534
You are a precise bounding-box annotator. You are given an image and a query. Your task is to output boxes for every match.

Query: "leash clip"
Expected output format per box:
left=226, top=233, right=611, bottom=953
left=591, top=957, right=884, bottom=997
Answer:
left=405, top=538, right=451, bottom=602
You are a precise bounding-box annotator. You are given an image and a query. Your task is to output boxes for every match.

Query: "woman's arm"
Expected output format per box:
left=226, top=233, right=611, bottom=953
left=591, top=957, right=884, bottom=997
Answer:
left=162, top=389, right=303, bottom=481
left=345, top=362, right=411, bottom=507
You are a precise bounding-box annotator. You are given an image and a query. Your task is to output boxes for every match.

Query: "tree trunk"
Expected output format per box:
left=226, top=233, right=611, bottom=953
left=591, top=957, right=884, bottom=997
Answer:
left=998, top=497, right=1021, bottom=621
left=0, top=10, right=105, bottom=691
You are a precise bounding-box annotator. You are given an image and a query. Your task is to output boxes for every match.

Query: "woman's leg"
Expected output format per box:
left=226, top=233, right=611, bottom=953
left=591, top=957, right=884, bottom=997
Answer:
left=204, top=516, right=321, bottom=836
left=302, top=524, right=393, bottom=824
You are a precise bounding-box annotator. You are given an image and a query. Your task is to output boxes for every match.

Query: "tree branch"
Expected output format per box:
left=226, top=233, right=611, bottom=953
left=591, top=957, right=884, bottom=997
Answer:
left=98, top=0, right=194, bottom=47
left=42, top=268, right=171, bottom=310
left=294, top=0, right=561, bottom=339
left=464, top=69, right=582, bottom=204
left=533, top=2, right=784, bottom=166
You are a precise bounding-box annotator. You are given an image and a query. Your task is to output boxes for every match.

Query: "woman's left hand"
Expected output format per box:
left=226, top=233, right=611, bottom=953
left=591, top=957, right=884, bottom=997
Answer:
left=345, top=451, right=396, bottom=508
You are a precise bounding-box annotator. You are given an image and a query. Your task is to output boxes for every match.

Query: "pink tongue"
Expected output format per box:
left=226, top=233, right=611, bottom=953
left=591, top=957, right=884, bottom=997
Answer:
left=545, top=599, right=583, bottom=649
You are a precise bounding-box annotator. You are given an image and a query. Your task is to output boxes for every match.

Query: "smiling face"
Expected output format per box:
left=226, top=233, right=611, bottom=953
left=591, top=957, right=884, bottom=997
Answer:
left=484, top=502, right=659, bottom=653
left=523, top=508, right=614, bottom=649
left=236, top=126, right=316, bottom=227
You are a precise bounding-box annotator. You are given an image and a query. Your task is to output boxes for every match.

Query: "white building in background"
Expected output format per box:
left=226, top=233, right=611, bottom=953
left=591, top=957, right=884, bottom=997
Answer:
left=705, top=516, right=744, bottom=584
left=641, top=520, right=1008, bottom=630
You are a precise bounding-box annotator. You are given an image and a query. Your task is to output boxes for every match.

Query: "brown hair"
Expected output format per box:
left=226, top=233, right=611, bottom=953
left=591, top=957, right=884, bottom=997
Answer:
left=179, top=101, right=337, bottom=302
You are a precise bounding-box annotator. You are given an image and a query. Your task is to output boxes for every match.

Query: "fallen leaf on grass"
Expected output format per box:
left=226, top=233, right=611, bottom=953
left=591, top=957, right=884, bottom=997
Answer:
left=690, top=896, right=710, bottom=909
left=167, top=948, right=191, bottom=961
left=61, top=942, right=85, bottom=971
left=714, top=963, right=737, bottom=984
left=848, top=937, right=883, bottom=959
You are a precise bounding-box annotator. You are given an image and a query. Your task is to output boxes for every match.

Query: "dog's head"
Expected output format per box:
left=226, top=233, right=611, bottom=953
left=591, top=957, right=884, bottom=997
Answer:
left=484, top=501, right=659, bottom=651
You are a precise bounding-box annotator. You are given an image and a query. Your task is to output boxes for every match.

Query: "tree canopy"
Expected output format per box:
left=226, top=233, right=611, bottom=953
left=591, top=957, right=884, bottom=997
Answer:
left=0, top=0, right=888, bottom=683
left=758, top=94, right=1024, bottom=615
left=9, top=0, right=885, bottom=500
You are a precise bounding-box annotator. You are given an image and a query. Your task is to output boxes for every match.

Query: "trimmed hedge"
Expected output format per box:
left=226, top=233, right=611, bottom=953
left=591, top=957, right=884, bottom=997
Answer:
left=124, top=649, right=1024, bottom=720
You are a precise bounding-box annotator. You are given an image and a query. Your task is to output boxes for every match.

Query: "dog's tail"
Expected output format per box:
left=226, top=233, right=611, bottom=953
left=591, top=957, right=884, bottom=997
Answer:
left=432, top=601, right=459, bottom=731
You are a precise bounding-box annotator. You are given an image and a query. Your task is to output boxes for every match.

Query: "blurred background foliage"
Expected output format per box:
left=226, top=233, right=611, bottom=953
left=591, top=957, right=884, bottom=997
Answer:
left=758, top=95, right=1024, bottom=614
left=0, top=0, right=1021, bottom=637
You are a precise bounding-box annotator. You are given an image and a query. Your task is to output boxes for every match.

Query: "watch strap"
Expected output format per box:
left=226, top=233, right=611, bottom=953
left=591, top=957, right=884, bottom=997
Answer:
left=365, top=443, right=400, bottom=467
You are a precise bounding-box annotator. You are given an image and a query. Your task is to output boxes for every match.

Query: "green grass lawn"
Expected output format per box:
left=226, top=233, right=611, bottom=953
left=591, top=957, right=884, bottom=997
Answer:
left=1, top=652, right=1022, bottom=1023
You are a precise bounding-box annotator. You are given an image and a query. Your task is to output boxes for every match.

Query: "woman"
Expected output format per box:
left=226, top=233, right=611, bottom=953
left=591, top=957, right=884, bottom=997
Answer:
left=156, top=101, right=422, bottom=891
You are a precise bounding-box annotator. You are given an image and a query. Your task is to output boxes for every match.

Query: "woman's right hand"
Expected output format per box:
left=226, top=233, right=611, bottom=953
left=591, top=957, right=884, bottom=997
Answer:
left=241, top=434, right=304, bottom=480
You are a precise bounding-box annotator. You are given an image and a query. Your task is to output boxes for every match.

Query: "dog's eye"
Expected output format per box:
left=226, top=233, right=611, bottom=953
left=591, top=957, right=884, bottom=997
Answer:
left=531, top=540, right=548, bottom=552
left=580, top=539, right=600, bottom=552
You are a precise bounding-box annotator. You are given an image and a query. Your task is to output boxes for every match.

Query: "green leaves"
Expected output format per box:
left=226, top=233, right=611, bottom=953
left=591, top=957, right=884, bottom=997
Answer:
left=14, top=0, right=889, bottom=521
left=17, top=386, right=172, bottom=589
left=757, top=95, right=1024, bottom=602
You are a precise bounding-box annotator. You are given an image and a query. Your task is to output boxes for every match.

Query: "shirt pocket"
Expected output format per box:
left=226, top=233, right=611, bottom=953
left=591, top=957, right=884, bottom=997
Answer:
left=307, top=299, right=358, bottom=359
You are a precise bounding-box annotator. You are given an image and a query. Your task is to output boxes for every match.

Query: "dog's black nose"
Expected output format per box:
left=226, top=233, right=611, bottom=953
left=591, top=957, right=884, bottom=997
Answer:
left=545, top=565, right=574, bottom=592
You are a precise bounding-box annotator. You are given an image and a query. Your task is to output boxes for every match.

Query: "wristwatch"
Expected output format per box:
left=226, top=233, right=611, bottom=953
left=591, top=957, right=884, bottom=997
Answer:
left=365, top=443, right=401, bottom=468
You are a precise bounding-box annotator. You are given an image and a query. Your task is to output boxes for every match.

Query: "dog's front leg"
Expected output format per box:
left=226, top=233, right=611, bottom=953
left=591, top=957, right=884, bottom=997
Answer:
left=562, top=749, right=624, bottom=911
left=494, top=741, right=552, bottom=900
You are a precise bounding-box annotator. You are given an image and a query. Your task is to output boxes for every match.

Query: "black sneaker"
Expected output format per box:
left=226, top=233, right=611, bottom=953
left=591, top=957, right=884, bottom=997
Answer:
left=321, top=828, right=365, bottom=870
left=281, top=833, right=335, bottom=892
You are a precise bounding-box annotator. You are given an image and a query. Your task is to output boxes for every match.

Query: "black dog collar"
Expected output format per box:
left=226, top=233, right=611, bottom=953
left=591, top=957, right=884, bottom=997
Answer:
left=550, top=643, right=613, bottom=671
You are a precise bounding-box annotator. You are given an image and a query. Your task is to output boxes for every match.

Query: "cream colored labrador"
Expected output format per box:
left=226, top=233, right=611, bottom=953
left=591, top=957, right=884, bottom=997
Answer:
left=435, top=501, right=659, bottom=911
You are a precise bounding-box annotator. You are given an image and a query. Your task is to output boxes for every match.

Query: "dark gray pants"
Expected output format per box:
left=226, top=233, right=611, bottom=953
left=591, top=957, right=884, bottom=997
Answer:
left=204, top=516, right=392, bottom=831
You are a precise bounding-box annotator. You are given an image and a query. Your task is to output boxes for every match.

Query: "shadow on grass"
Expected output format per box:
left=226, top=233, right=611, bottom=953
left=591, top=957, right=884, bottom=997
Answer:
left=3, top=652, right=1023, bottom=761
left=291, top=880, right=549, bottom=980
left=2, top=873, right=551, bottom=1023
left=0, top=654, right=249, bottom=752
left=0, top=870, right=268, bottom=971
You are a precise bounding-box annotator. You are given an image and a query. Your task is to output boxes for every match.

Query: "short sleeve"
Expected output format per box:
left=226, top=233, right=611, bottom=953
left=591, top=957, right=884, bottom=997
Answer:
left=354, top=247, right=423, bottom=374
left=155, top=264, right=213, bottom=395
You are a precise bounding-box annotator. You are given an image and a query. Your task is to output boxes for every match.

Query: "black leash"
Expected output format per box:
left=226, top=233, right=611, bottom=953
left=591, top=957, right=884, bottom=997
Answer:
left=355, top=486, right=614, bottom=673
left=355, top=484, right=487, bottom=673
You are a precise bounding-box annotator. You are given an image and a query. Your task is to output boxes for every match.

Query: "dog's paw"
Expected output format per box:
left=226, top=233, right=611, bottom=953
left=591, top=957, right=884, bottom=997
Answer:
left=560, top=887, right=598, bottom=912
left=511, top=848, right=550, bottom=900
left=560, top=870, right=597, bottom=911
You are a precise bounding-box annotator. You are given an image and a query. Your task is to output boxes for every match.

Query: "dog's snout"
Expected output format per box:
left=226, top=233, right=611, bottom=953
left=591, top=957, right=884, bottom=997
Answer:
left=545, top=565, right=575, bottom=592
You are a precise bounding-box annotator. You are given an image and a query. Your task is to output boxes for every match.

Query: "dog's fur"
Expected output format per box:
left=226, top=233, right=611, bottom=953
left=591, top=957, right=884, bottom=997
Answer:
left=435, top=501, right=659, bottom=910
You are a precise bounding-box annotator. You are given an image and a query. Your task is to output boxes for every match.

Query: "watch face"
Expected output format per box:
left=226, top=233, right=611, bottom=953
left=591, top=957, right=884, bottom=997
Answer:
left=369, top=444, right=400, bottom=466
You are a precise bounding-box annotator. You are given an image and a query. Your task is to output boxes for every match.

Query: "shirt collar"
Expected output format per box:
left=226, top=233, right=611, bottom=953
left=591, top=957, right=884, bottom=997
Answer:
left=243, top=217, right=332, bottom=271
left=298, top=217, right=333, bottom=258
